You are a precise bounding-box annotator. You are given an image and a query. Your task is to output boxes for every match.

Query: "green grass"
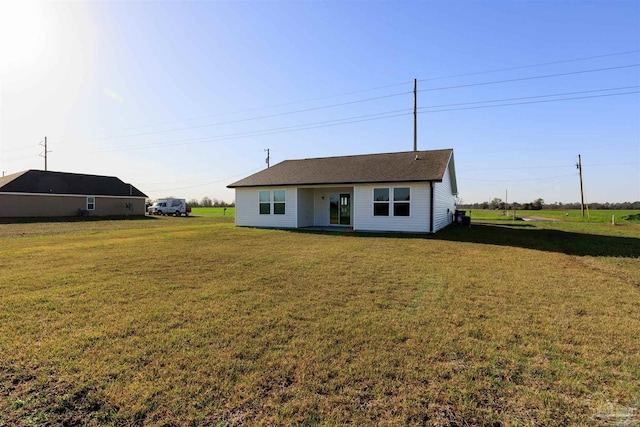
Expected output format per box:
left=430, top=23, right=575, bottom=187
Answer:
left=0, top=215, right=638, bottom=425
left=467, top=209, right=640, bottom=224
left=190, top=206, right=235, bottom=216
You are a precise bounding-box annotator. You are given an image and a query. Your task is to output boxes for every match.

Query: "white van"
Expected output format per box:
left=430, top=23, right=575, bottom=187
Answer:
left=147, top=198, right=190, bottom=216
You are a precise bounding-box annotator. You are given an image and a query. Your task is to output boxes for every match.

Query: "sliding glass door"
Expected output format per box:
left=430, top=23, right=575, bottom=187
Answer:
left=329, top=193, right=351, bottom=225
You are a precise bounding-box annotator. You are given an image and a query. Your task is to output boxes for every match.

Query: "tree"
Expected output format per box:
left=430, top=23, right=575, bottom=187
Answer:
left=201, top=197, right=213, bottom=207
left=532, top=198, right=544, bottom=210
left=489, top=198, right=503, bottom=210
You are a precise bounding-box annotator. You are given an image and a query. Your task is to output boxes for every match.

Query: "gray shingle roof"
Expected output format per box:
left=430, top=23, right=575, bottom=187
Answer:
left=0, top=170, right=148, bottom=197
left=228, top=149, right=454, bottom=188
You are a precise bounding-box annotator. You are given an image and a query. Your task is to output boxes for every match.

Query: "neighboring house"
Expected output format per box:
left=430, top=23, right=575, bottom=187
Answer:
left=0, top=170, right=148, bottom=217
left=228, top=148, right=458, bottom=233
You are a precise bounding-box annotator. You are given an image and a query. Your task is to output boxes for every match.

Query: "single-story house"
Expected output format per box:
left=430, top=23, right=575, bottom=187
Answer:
left=0, top=170, right=148, bottom=217
left=227, top=148, right=458, bottom=233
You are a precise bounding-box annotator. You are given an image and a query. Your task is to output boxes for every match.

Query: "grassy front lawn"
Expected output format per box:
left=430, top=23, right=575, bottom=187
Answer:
left=1, top=216, right=638, bottom=425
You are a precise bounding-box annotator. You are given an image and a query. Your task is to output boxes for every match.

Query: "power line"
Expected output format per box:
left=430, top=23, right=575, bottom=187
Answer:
left=180, top=92, right=638, bottom=145
left=3, top=154, right=37, bottom=162
left=120, top=81, right=414, bottom=131
left=94, top=65, right=639, bottom=143
left=464, top=165, right=573, bottom=172
left=417, top=64, right=640, bottom=94
left=93, top=91, right=412, bottom=141
left=71, top=109, right=414, bottom=154
left=1, top=146, right=37, bottom=153
left=418, top=86, right=639, bottom=110
left=583, top=162, right=638, bottom=167
left=417, top=50, right=639, bottom=82
left=143, top=167, right=264, bottom=192
left=172, top=111, right=410, bottom=145
left=417, top=91, right=639, bottom=115
left=115, top=50, right=640, bottom=132
left=458, top=173, right=578, bottom=183
left=463, top=162, right=637, bottom=172
left=64, top=90, right=638, bottom=156
left=84, top=63, right=639, bottom=145
left=72, top=53, right=640, bottom=141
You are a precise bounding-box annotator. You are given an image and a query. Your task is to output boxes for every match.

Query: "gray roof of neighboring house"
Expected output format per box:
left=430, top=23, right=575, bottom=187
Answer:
left=0, top=170, right=148, bottom=198
left=228, top=149, right=455, bottom=188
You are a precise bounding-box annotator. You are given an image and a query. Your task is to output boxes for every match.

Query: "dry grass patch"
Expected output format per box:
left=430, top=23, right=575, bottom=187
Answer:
left=0, top=216, right=638, bottom=425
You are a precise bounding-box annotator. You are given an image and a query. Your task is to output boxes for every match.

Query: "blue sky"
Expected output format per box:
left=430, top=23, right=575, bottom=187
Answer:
left=1, top=0, right=638, bottom=204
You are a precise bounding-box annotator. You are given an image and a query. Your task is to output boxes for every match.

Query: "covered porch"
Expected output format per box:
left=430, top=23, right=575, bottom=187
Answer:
left=296, top=186, right=354, bottom=228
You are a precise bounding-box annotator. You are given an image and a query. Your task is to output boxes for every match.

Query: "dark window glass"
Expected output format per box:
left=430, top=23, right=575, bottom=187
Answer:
left=339, top=194, right=350, bottom=225
left=330, top=194, right=339, bottom=224
left=394, top=203, right=410, bottom=216
left=374, top=188, right=389, bottom=202
left=394, top=187, right=410, bottom=201
left=374, top=203, right=389, bottom=216
left=274, top=203, right=285, bottom=215
left=259, top=203, right=270, bottom=214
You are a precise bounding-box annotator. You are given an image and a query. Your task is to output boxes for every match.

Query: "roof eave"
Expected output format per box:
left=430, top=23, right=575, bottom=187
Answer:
left=228, top=178, right=444, bottom=188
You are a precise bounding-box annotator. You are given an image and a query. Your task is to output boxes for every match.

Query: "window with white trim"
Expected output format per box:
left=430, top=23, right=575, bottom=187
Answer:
left=259, top=191, right=270, bottom=214
left=393, top=187, right=410, bottom=216
left=373, top=187, right=410, bottom=217
left=373, top=188, right=389, bottom=216
left=87, top=197, right=95, bottom=211
left=273, top=190, right=286, bottom=215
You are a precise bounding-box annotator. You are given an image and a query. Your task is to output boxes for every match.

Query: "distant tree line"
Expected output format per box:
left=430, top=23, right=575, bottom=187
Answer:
left=460, top=198, right=640, bottom=211
left=187, top=197, right=235, bottom=208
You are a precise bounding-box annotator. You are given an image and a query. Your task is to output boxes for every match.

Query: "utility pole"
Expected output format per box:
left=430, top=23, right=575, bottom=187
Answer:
left=505, top=189, right=508, bottom=217
left=265, top=148, right=270, bottom=168
left=577, top=154, right=585, bottom=218
left=39, top=136, right=51, bottom=171
left=413, top=78, right=417, bottom=151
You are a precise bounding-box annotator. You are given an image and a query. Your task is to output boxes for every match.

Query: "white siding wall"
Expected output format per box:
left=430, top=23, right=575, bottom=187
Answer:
left=433, top=162, right=457, bottom=232
left=353, top=183, right=431, bottom=233
left=313, top=189, right=330, bottom=226
left=297, top=188, right=315, bottom=227
left=234, top=187, right=298, bottom=228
